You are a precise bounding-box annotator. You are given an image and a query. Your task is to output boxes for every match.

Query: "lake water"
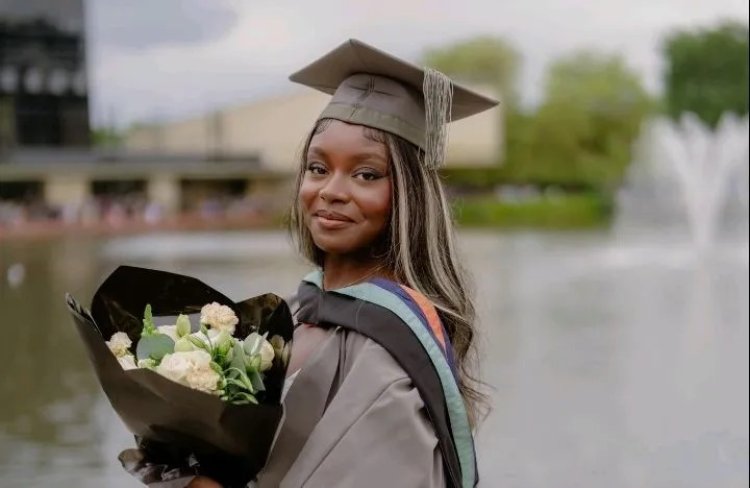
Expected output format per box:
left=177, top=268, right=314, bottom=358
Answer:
left=1, top=229, right=747, bottom=487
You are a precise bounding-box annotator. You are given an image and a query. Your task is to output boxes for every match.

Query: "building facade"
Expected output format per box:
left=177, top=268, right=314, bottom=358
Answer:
left=126, top=86, right=503, bottom=171
left=0, top=4, right=502, bottom=229
left=0, top=0, right=90, bottom=150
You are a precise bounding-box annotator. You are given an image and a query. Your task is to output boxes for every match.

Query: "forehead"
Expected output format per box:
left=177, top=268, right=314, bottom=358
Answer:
left=309, top=120, right=387, bottom=157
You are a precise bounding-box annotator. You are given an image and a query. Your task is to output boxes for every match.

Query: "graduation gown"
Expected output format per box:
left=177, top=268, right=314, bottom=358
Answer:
left=256, top=270, right=477, bottom=488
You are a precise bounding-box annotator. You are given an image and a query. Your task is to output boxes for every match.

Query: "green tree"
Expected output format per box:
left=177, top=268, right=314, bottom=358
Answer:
left=422, top=35, right=521, bottom=106
left=506, top=51, right=652, bottom=187
left=91, top=127, right=124, bottom=148
left=663, top=21, right=749, bottom=127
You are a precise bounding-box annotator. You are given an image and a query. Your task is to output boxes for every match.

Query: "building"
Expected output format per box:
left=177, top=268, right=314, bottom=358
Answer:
left=0, top=0, right=89, bottom=149
left=125, top=86, right=503, bottom=172
left=0, top=2, right=503, bottom=231
left=0, top=1, right=278, bottom=224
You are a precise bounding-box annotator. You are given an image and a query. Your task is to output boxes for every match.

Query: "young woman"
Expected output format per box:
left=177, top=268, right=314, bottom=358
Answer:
left=189, top=38, right=498, bottom=488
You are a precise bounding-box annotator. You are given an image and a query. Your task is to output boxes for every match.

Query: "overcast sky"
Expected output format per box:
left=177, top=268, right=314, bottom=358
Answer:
left=84, top=0, right=748, bottom=128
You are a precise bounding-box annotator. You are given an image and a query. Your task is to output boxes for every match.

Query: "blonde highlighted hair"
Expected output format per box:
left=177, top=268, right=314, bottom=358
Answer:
left=289, top=119, right=487, bottom=425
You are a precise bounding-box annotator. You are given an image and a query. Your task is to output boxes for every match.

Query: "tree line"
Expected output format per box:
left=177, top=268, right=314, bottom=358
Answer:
left=425, top=21, right=749, bottom=191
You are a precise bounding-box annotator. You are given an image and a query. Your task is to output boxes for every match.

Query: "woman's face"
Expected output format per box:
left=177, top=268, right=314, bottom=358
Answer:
left=299, top=120, right=392, bottom=258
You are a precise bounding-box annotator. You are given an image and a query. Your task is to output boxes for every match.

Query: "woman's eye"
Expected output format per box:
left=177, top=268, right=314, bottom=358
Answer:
left=355, top=171, right=381, bottom=181
left=306, top=163, right=326, bottom=175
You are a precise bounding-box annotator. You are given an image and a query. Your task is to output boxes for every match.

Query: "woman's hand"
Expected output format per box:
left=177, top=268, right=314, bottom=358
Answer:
left=186, top=475, right=223, bottom=488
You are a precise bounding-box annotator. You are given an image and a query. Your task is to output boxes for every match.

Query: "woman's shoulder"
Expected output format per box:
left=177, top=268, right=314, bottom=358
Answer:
left=338, top=327, right=412, bottom=384
left=295, top=273, right=454, bottom=376
left=362, top=278, right=452, bottom=356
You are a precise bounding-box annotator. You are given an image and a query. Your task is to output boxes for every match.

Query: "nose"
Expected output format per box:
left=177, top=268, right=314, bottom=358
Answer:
left=319, top=171, right=350, bottom=203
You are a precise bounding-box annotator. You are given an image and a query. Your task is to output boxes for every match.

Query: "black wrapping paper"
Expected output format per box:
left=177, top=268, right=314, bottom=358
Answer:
left=66, top=265, right=294, bottom=487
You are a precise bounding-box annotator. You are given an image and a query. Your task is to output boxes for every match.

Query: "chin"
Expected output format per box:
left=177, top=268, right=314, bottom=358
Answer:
left=310, top=230, right=375, bottom=257
left=307, top=224, right=385, bottom=259
left=312, top=238, right=360, bottom=256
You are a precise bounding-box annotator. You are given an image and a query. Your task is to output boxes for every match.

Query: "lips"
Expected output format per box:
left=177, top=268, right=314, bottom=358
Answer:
left=314, top=210, right=354, bottom=222
left=312, top=209, right=354, bottom=230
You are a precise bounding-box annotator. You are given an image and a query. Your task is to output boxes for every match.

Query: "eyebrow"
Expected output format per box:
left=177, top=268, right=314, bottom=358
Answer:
left=307, top=146, right=388, bottom=163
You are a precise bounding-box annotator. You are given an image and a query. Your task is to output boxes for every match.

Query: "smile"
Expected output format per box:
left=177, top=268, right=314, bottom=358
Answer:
left=313, top=215, right=354, bottom=230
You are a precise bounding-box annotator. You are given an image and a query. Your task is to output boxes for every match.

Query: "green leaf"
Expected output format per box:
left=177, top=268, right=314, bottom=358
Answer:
left=216, top=332, right=233, bottom=354
left=224, top=366, right=243, bottom=377
left=187, top=334, right=209, bottom=351
left=211, top=349, right=225, bottom=367
left=203, top=333, right=214, bottom=353
left=224, top=366, right=250, bottom=389
left=223, top=365, right=255, bottom=393
left=231, top=341, right=246, bottom=372
left=226, top=377, right=250, bottom=390
left=248, top=370, right=266, bottom=392
left=243, top=332, right=263, bottom=357
left=239, top=372, right=254, bottom=392
left=245, top=354, right=261, bottom=373
left=232, top=391, right=259, bottom=405
left=136, top=334, right=175, bottom=361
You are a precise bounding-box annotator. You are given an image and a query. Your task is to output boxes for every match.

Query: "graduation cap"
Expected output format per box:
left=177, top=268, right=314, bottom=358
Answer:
left=290, top=39, right=499, bottom=169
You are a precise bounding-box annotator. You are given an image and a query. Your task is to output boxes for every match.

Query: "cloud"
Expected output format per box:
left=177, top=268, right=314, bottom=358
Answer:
left=86, top=0, right=749, bottom=127
left=87, top=0, right=239, bottom=51
left=88, top=3, right=312, bottom=126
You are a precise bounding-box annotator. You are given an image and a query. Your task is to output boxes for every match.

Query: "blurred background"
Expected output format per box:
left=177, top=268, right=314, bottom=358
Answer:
left=0, top=0, right=748, bottom=486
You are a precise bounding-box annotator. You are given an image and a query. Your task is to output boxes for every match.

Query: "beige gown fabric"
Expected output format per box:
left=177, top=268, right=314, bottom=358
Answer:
left=256, top=326, right=446, bottom=488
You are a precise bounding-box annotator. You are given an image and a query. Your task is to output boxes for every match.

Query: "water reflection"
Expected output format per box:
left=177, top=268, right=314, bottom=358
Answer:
left=0, top=230, right=747, bottom=487
left=1, top=237, right=113, bottom=485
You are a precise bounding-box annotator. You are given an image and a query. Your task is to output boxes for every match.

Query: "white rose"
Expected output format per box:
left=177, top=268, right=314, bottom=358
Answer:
left=106, top=332, right=132, bottom=358
left=117, top=354, right=137, bottom=370
left=259, top=339, right=275, bottom=372
left=157, top=325, right=180, bottom=342
left=155, top=350, right=220, bottom=393
left=200, top=302, right=239, bottom=335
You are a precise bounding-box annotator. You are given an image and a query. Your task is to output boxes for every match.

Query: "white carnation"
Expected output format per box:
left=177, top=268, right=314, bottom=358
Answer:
left=155, top=350, right=220, bottom=393
left=117, top=354, right=137, bottom=370
left=186, top=367, right=222, bottom=394
left=106, top=332, right=132, bottom=358
left=157, top=325, right=179, bottom=342
left=200, top=302, right=238, bottom=335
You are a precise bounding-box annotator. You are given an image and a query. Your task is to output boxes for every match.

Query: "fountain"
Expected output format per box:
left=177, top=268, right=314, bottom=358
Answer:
left=614, top=112, right=749, bottom=258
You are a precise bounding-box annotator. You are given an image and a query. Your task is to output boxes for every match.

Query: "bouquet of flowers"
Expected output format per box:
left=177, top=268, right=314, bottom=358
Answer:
left=107, top=301, right=289, bottom=405
left=66, top=265, right=294, bottom=488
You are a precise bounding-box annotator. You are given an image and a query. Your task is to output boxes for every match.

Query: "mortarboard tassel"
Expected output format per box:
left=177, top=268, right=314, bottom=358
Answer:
left=422, top=68, right=454, bottom=170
